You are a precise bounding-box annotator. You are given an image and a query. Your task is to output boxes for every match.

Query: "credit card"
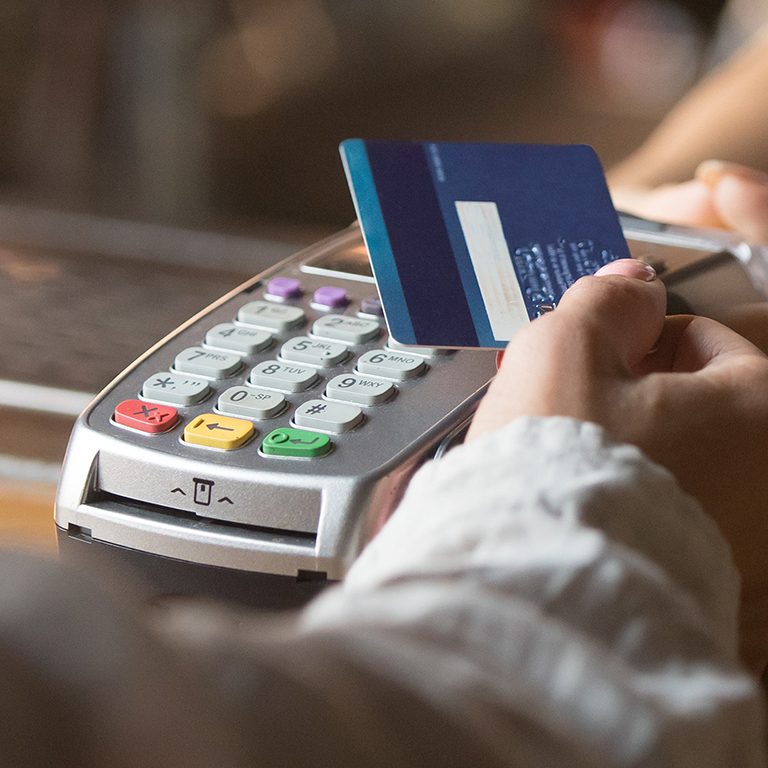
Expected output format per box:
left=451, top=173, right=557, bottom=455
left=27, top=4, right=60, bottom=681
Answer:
left=340, top=139, right=631, bottom=349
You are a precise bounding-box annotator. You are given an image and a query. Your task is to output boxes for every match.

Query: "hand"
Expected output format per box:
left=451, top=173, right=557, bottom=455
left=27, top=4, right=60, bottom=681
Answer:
left=467, top=259, right=768, bottom=673
left=613, top=160, right=768, bottom=356
left=611, top=160, right=768, bottom=243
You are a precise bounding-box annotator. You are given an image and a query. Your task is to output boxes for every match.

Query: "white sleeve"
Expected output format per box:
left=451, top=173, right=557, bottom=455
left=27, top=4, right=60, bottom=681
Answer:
left=5, top=416, right=760, bottom=767
left=292, top=416, right=765, bottom=768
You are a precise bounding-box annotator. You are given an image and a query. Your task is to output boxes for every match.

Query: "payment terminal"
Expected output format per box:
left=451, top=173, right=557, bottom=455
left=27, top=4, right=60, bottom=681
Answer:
left=54, top=216, right=768, bottom=608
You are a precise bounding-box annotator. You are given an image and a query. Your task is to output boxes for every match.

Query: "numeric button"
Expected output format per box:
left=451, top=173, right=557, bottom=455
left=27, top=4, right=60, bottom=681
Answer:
left=174, top=347, right=242, bottom=379
left=386, top=337, right=448, bottom=359
left=218, top=387, right=285, bottom=419
left=326, top=374, right=394, bottom=405
left=357, top=349, right=426, bottom=380
left=280, top=337, right=348, bottom=367
left=250, top=361, right=319, bottom=392
left=205, top=324, right=272, bottom=354
left=312, top=315, right=380, bottom=344
left=238, top=301, right=305, bottom=331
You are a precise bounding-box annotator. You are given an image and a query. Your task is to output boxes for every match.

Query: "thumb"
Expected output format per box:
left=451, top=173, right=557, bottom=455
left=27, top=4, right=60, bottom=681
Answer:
left=468, top=258, right=667, bottom=441
left=553, top=259, right=667, bottom=375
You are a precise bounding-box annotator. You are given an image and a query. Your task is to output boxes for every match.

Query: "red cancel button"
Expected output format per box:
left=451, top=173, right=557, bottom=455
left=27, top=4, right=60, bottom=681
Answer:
left=114, top=399, right=179, bottom=434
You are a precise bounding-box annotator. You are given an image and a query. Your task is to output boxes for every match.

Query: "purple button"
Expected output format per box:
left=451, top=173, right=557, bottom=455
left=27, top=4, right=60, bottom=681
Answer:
left=360, top=296, right=383, bottom=316
left=313, top=286, right=349, bottom=308
left=267, top=277, right=302, bottom=299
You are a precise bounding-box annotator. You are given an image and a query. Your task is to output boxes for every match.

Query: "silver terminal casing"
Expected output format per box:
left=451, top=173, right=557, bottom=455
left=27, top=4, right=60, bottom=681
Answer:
left=55, top=217, right=767, bottom=594
left=55, top=226, right=497, bottom=584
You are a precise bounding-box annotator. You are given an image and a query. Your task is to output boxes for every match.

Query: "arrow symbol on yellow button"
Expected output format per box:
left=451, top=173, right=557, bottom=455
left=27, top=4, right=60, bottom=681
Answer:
left=206, top=423, right=235, bottom=432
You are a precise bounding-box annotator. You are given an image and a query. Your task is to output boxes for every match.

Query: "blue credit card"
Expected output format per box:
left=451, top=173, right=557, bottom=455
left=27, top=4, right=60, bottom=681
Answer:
left=340, top=139, right=631, bottom=349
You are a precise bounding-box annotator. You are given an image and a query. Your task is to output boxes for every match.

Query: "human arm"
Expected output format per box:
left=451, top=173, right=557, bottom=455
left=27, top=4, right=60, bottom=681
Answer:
left=144, top=411, right=763, bottom=768
left=608, top=27, right=768, bottom=191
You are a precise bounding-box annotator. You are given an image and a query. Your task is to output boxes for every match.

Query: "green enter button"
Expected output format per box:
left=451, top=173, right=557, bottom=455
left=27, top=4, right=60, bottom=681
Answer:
left=261, top=428, right=332, bottom=458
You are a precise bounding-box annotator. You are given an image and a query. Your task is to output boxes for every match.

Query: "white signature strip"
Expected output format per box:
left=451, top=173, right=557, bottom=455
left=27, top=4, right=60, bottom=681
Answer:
left=455, top=201, right=530, bottom=342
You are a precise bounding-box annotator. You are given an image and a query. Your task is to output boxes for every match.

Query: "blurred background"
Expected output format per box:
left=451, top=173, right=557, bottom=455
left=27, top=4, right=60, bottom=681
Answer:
left=0, top=0, right=764, bottom=547
left=0, top=0, right=758, bottom=232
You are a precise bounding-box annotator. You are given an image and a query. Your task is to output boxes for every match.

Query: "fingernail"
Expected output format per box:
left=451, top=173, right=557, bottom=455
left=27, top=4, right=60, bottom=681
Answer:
left=695, top=160, right=768, bottom=189
left=595, top=258, right=656, bottom=281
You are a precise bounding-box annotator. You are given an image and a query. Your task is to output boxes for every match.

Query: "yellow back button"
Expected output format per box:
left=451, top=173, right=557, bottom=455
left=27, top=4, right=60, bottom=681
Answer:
left=184, top=414, right=254, bottom=450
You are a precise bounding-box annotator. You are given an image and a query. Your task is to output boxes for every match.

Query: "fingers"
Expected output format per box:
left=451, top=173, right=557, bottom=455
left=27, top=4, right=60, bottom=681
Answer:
left=696, top=160, right=768, bottom=188
left=611, top=160, right=768, bottom=242
left=640, top=314, right=766, bottom=374
left=611, top=180, right=724, bottom=229
left=467, top=261, right=667, bottom=442
left=594, top=259, right=657, bottom=281
left=554, top=259, right=667, bottom=374
left=696, top=161, right=768, bottom=242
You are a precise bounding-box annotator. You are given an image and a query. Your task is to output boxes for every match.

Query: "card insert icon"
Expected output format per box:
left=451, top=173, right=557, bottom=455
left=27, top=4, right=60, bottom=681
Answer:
left=193, top=478, right=215, bottom=506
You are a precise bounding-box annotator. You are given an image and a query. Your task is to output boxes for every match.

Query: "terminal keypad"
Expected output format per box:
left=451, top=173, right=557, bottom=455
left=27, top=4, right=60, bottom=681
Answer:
left=122, top=277, right=437, bottom=455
